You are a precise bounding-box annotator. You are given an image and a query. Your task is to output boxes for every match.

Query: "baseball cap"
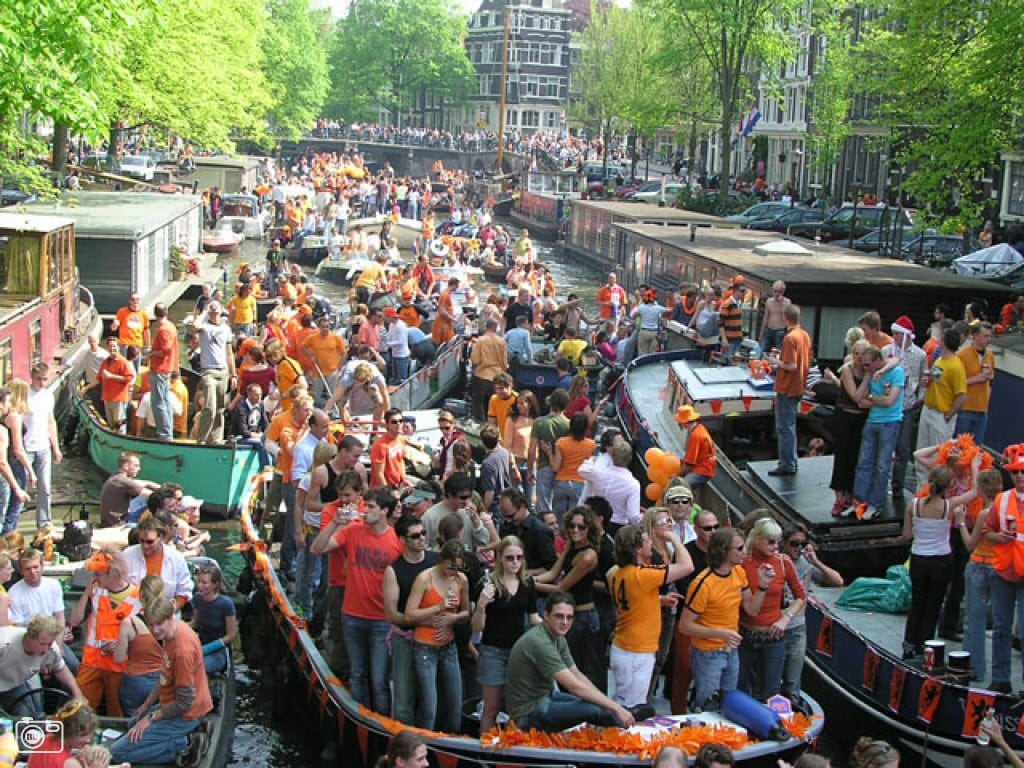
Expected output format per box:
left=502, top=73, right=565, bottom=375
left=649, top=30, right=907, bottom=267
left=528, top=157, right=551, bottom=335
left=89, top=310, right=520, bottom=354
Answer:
left=179, top=496, right=204, bottom=510
left=383, top=307, right=398, bottom=319
left=404, top=488, right=437, bottom=505
left=85, top=550, right=114, bottom=573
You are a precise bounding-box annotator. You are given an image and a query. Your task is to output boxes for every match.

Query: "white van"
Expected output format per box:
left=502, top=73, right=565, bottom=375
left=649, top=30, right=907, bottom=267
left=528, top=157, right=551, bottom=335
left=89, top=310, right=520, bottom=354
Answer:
left=119, top=155, right=156, bottom=181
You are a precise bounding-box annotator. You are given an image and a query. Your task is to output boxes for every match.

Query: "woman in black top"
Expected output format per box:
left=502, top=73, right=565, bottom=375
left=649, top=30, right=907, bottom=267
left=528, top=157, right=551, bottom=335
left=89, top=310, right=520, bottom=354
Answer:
left=472, top=535, right=539, bottom=732
left=534, top=505, right=603, bottom=690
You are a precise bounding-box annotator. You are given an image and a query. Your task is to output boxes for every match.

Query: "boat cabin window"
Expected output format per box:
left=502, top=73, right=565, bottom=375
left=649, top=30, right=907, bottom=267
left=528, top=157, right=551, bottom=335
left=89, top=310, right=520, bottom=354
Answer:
left=0, top=338, right=11, bottom=386
left=45, top=227, right=74, bottom=296
left=29, top=318, right=42, bottom=368
left=0, top=235, right=41, bottom=296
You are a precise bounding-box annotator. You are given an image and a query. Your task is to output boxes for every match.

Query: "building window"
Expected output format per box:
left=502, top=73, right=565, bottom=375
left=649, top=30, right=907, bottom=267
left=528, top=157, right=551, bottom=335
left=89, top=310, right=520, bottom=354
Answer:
left=1008, top=160, right=1024, bottom=218
left=29, top=318, right=41, bottom=369
left=521, top=110, right=540, bottom=128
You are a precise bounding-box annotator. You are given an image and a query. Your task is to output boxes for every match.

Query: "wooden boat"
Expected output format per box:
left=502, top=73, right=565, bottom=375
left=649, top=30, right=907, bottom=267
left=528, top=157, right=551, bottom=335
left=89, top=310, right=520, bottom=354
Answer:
left=0, top=212, right=102, bottom=419
left=491, top=194, right=515, bottom=217
left=71, top=385, right=262, bottom=519
left=236, top=475, right=824, bottom=768
left=202, top=228, right=243, bottom=254
left=615, top=349, right=907, bottom=578
left=295, top=233, right=329, bottom=266
left=617, top=349, right=1024, bottom=766
left=510, top=343, right=607, bottom=402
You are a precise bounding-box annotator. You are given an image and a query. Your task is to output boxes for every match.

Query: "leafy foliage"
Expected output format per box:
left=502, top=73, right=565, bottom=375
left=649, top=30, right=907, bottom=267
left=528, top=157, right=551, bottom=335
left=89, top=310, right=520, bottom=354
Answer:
left=324, top=0, right=476, bottom=125
left=262, top=0, right=331, bottom=140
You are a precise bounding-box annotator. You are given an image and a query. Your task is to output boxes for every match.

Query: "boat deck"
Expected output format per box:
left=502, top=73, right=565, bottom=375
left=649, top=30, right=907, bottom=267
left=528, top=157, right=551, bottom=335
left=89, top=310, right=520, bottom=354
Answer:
left=811, top=584, right=1021, bottom=689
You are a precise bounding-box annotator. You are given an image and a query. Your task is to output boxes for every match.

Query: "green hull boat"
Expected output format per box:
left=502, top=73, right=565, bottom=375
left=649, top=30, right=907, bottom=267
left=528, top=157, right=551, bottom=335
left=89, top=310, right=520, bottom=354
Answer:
left=72, top=387, right=261, bottom=518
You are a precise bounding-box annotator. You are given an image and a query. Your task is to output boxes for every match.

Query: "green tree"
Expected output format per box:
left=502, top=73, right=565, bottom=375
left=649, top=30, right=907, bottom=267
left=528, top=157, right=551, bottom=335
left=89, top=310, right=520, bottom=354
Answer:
left=262, top=0, right=331, bottom=139
left=860, top=0, right=1024, bottom=228
left=325, top=0, right=475, bottom=125
left=649, top=0, right=802, bottom=180
left=0, top=0, right=130, bottom=191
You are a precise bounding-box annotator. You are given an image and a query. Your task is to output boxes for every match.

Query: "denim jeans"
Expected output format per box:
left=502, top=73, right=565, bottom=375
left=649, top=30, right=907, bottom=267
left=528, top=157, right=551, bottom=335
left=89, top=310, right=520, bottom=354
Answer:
left=109, top=715, right=200, bottom=764
left=1, top=458, right=28, bottom=534
left=514, top=690, right=618, bottom=732
left=954, top=410, right=988, bottom=443
left=963, top=560, right=995, bottom=680
left=343, top=616, right=392, bottom=714
left=761, top=328, right=786, bottom=356
left=0, top=476, right=10, bottom=536
left=150, top=371, right=174, bottom=441
left=118, top=671, right=159, bottom=716
left=739, top=631, right=787, bottom=699
left=0, top=678, right=43, bottom=716
left=990, top=575, right=1024, bottom=685
left=204, top=646, right=230, bottom=676
left=891, top=405, right=921, bottom=499
left=279, top=483, right=297, bottom=575
left=691, top=646, right=739, bottom=710
left=781, top=622, right=807, bottom=698
left=28, top=448, right=53, bottom=526
left=295, top=534, right=324, bottom=617
left=853, top=420, right=901, bottom=511
left=412, top=641, right=462, bottom=732
left=552, top=480, right=584, bottom=520
left=390, top=632, right=417, bottom=726
left=390, top=357, right=410, bottom=385
left=535, top=466, right=556, bottom=511
left=326, top=586, right=349, bottom=679
left=774, top=395, right=800, bottom=472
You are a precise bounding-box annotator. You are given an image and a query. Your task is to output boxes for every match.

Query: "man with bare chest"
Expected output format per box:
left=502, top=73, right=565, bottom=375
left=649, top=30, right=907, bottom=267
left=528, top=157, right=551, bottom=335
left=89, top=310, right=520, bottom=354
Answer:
left=759, top=280, right=792, bottom=354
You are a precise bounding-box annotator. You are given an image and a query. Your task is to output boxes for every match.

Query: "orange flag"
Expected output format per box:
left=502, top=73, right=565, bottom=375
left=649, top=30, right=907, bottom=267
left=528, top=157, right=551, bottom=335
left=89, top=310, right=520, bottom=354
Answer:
left=862, top=649, right=880, bottom=691
left=888, top=667, right=906, bottom=713
left=918, top=678, right=943, bottom=724
left=815, top=616, right=834, bottom=657
left=963, top=690, right=996, bottom=738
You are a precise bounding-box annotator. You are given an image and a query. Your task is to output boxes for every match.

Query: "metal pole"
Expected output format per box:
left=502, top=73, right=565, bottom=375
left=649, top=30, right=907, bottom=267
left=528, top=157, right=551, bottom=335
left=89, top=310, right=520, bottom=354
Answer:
left=497, top=6, right=510, bottom=175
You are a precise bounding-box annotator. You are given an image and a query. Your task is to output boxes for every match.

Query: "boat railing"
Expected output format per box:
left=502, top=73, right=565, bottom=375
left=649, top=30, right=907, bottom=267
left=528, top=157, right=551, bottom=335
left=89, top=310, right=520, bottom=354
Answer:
left=389, top=337, right=464, bottom=412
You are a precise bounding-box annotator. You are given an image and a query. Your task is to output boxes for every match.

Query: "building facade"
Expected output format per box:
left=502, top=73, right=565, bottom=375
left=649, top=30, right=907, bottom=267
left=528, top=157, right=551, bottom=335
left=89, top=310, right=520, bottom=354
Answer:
left=457, top=0, right=573, bottom=135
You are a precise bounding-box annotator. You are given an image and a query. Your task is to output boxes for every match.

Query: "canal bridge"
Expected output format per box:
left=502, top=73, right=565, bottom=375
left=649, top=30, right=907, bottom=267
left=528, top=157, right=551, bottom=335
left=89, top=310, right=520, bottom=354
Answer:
left=271, top=133, right=538, bottom=178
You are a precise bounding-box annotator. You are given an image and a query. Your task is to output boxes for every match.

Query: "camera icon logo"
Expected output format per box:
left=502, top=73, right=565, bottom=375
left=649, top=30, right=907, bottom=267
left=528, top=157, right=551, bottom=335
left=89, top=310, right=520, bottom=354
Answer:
left=15, top=719, right=63, bottom=753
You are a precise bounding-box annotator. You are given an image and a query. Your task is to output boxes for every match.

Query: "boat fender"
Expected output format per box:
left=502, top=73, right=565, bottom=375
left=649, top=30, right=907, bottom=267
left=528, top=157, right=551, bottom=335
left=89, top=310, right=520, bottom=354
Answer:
left=721, top=689, right=792, bottom=741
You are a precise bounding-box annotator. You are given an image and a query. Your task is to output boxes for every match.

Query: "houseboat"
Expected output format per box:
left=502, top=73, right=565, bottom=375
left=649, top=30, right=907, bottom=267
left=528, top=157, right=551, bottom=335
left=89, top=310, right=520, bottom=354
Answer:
left=509, top=168, right=583, bottom=240
left=0, top=212, right=100, bottom=411
left=26, top=192, right=204, bottom=315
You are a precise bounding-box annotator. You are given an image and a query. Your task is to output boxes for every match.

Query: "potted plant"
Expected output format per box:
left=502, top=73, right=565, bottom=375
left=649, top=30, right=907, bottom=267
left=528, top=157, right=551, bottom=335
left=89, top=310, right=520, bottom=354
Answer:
left=170, top=244, right=188, bottom=280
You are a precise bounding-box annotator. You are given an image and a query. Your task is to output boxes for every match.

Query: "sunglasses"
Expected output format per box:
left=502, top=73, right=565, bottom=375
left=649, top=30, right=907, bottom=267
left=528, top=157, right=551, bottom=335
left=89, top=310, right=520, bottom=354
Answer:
left=456, top=494, right=472, bottom=501
left=669, top=497, right=693, bottom=504
left=700, top=524, right=720, bottom=532
left=405, top=531, right=426, bottom=540
left=764, top=538, right=781, bottom=546
left=388, top=419, right=403, bottom=425
left=789, top=539, right=808, bottom=548
left=139, top=538, right=160, bottom=545
left=655, top=519, right=674, bottom=527
left=566, top=522, right=588, bottom=531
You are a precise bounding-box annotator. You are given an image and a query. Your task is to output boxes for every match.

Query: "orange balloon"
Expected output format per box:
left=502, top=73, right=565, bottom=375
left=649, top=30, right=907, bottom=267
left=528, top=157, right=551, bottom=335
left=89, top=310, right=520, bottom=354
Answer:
left=645, top=447, right=666, bottom=466
left=649, top=466, right=669, bottom=486
left=646, top=483, right=664, bottom=502
left=661, top=454, right=682, bottom=475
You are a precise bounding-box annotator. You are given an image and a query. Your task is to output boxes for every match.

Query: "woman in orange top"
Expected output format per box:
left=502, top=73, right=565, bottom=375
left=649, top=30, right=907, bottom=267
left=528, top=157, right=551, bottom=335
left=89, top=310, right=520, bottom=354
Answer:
left=550, top=413, right=596, bottom=519
left=405, top=540, right=469, bottom=732
left=960, top=468, right=1004, bottom=681
left=431, top=280, right=457, bottom=345
left=113, top=574, right=165, bottom=714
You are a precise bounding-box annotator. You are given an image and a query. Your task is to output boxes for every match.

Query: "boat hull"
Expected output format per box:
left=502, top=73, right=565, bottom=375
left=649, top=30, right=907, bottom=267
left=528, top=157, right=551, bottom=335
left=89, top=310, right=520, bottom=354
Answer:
left=72, top=387, right=261, bottom=518
left=236, top=477, right=823, bottom=768
left=803, top=599, right=1023, bottom=768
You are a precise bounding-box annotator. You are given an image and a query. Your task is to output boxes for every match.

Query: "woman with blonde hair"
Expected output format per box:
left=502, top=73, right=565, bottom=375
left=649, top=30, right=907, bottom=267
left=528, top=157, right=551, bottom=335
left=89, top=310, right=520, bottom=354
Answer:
left=0, top=551, right=13, bottom=625
left=26, top=698, right=121, bottom=768
left=850, top=737, right=900, bottom=768
left=114, top=574, right=165, bottom=715
left=829, top=336, right=870, bottom=516
left=503, top=392, right=539, bottom=501
left=473, top=536, right=540, bottom=731
left=2, top=379, right=33, bottom=534
left=643, top=506, right=684, bottom=699
left=0, top=387, right=30, bottom=535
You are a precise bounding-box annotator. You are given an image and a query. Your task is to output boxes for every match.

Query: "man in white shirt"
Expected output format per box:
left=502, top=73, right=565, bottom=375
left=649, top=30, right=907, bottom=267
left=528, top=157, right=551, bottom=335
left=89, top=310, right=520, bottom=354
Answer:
left=82, top=334, right=109, bottom=410
left=25, top=363, right=62, bottom=527
left=383, top=307, right=411, bottom=383
left=8, top=549, right=78, bottom=673
left=192, top=301, right=236, bottom=444
left=0, top=616, right=84, bottom=715
left=123, top=516, right=194, bottom=608
left=133, top=389, right=184, bottom=438
left=579, top=440, right=641, bottom=533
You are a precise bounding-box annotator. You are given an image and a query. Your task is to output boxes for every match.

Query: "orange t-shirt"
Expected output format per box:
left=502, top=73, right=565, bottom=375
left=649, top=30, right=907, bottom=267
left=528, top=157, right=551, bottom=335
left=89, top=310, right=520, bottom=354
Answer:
left=150, top=321, right=179, bottom=374
left=488, top=392, right=518, bottom=440
left=100, top=355, right=134, bottom=403
left=554, top=436, right=596, bottom=482
left=683, top=423, right=717, bottom=477
left=159, top=622, right=213, bottom=720
left=775, top=325, right=811, bottom=397
left=302, top=330, right=347, bottom=374
left=115, top=308, right=149, bottom=348
left=610, top=564, right=667, bottom=652
left=275, top=356, right=304, bottom=412
left=370, top=434, right=406, bottom=487
left=267, top=411, right=306, bottom=479
left=432, top=292, right=455, bottom=344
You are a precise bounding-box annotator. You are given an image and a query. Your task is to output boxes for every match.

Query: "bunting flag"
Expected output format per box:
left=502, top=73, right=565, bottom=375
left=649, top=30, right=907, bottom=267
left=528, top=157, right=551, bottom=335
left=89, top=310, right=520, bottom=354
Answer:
left=918, top=678, right=943, bottom=724
left=710, top=399, right=723, bottom=415
left=815, top=616, right=834, bottom=657
left=288, top=626, right=299, bottom=651
left=435, top=752, right=459, bottom=768
left=862, top=649, right=880, bottom=691
left=963, top=690, right=996, bottom=738
left=742, top=395, right=753, bottom=412
left=799, top=400, right=814, bottom=415
left=356, top=724, right=369, bottom=763
left=888, top=667, right=906, bottom=713
left=318, top=688, right=330, bottom=711
left=337, top=708, right=346, bottom=737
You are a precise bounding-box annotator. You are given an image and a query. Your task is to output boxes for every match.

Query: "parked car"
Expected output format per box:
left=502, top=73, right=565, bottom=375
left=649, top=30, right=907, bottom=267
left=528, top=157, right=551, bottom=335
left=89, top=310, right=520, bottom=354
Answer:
left=615, top=180, right=657, bottom=198
left=80, top=152, right=109, bottom=170
left=629, top=183, right=685, bottom=204
left=790, top=203, right=915, bottom=242
left=725, top=201, right=803, bottom=225
left=901, top=233, right=978, bottom=267
left=745, top=208, right=825, bottom=233
left=582, top=161, right=627, bottom=184
left=850, top=227, right=916, bottom=255
left=0, top=188, right=35, bottom=207
left=119, top=155, right=156, bottom=181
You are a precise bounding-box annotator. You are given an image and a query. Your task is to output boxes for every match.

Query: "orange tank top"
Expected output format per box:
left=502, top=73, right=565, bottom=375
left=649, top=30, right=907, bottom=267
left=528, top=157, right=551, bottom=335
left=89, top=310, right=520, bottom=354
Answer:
left=413, top=581, right=459, bottom=646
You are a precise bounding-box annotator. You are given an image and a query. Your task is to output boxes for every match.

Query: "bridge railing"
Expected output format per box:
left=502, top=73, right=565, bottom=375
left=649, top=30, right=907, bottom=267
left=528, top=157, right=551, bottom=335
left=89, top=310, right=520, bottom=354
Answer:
left=302, top=127, right=502, bottom=153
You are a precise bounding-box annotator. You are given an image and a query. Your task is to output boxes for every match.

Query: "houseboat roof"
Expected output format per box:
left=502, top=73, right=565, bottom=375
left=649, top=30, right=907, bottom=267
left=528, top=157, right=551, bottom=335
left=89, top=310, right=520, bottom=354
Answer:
left=0, top=212, right=76, bottom=234
left=193, top=155, right=264, bottom=170
left=572, top=199, right=739, bottom=227
left=26, top=192, right=203, bottom=240
left=615, top=222, right=1013, bottom=296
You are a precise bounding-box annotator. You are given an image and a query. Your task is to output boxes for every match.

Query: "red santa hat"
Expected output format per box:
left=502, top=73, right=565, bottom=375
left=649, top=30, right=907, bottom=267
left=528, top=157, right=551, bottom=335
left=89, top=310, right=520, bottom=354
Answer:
left=891, top=315, right=915, bottom=338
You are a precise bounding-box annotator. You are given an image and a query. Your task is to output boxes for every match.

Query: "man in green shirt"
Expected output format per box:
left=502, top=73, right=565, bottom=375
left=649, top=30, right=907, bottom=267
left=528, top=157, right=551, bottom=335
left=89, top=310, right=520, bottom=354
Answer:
left=506, top=592, right=634, bottom=732
left=528, top=389, right=570, bottom=510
